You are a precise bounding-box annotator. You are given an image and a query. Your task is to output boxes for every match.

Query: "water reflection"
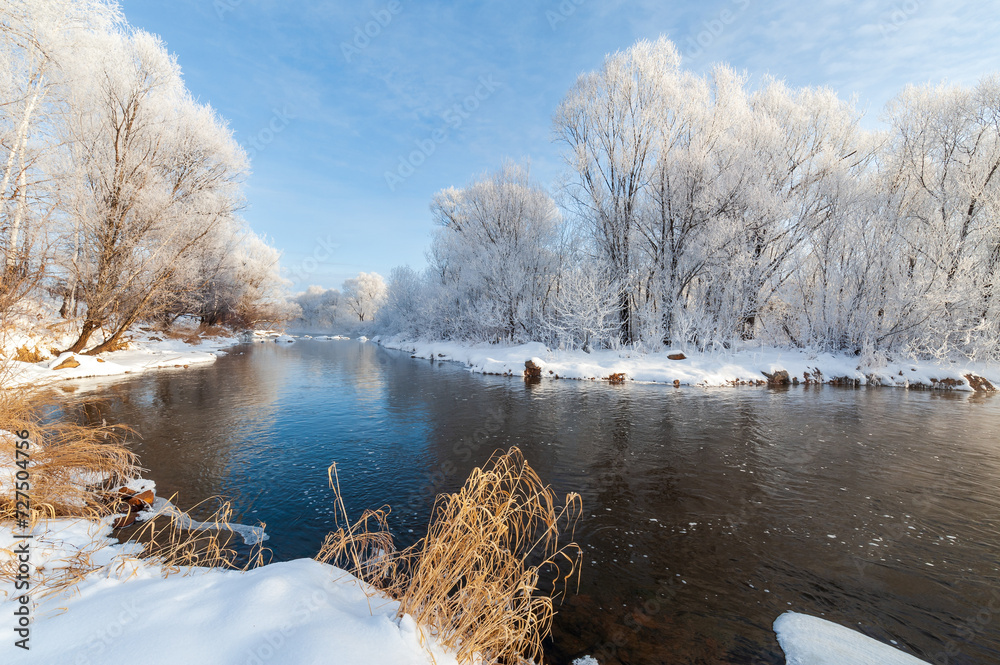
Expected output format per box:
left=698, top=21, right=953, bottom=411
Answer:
left=51, top=341, right=1000, bottom=664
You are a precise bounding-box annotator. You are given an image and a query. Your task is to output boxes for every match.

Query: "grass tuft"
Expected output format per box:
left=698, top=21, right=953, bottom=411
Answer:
left=119, top=496, right=271, bottom=574
left=317, top=447, right=583, bottom=665
left=0, top=387, right=138, bottom=523
left=11, top=345, right=46, bottom=363
left=0, top=377, right=267, bottom=603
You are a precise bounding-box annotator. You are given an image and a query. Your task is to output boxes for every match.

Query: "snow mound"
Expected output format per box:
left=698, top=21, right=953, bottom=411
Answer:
left=774, top=612, right=930, bottom=665
left=4, top=343, right=225, bottom=389
left=0, top=554, right=457, bottom=665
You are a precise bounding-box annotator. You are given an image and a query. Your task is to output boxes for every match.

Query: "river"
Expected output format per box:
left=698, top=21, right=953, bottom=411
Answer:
left=51, top=339, right=1000, bottom=664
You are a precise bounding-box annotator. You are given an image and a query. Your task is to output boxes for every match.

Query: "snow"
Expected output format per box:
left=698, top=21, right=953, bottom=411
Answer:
left=377, top=337, right=1000, bottom=390
left=0, top=517, right=456, bottom=665
left=0, top=427, right=456, bottom=665
left=0, top=500, right=455, bottom=665
left=774, top=612, right=930, bottom=664
left=2, top=330, right=239, bottom=389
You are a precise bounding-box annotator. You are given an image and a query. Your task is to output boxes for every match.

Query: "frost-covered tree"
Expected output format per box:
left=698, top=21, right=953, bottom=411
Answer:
left=0, top=0, right=123, bottom=315
left=377, top=265, right=431, bottom=338
left=61, top=28, right=248, bottom=353
left=881, top=78, right=1000, bottom=358
left=428, top=162, right=562, bottom=342
left=342, top=272, right=387, bottom=323
left=554, top=38, right=676, bottom=344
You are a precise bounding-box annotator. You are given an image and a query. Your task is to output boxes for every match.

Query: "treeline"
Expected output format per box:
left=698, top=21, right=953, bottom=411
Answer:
left=377, top=38, right=1000, bottom=361
left=0, top=0, right=290, bottom=354
left=289, top=272, right=387, bottom=332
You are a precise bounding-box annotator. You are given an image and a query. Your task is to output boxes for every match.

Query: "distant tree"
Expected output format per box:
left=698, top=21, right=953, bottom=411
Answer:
left=428, top=162, right=561, bottom=342
left=292, top=285, right=342, bottom=331
left=342, top=272, right=387, bottom=322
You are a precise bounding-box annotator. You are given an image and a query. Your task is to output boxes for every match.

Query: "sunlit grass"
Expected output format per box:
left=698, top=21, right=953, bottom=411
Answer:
left=317, top=447, right=583, bottom=665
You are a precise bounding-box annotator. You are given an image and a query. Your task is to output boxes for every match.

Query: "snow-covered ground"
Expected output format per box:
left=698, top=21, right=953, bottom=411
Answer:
left=0, top=454, right=455, bottom=665
left=0, top=303, right=249, bottom=388
left=0, top=516, right=457, bottom=665
left=2, top=332, right=239, bottom=389
left=377, top=337, right=1000, bottom=391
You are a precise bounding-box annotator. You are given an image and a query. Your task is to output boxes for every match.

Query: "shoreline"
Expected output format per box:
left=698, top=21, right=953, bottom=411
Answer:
left=1, top=328, right=243, bottom=390
left=0, top=455, right=459, bottom=665
left=375, top=337, right=1000, bottom=393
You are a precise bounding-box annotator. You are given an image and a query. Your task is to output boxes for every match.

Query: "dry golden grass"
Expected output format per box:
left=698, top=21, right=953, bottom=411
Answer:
left=317, top=447, right=583, bottom=665
left=119, top=496, right=271, bottom=574
left=0, top=380, right=139, bottom=598
left=160, top=323, right=230, bottom=345
left=0, top=378, right=266, bottom=603
left=11, top=345, right=45, bottom=363
left=0, top=385, right=138, bottom=523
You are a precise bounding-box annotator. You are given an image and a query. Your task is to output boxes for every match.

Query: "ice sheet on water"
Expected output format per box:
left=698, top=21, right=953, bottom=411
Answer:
left=774, top=612, right=930, bottom=665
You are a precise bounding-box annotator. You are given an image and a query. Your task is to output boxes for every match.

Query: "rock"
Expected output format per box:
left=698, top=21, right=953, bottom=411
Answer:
left=127, top=490, right=155, bottom=508
left=524, top=359, right=542, bottom=381
left=673, top=379, right=680, bottom=387
left=964, top=374, right=996, bottom=392
left=53, top=355, right=81, bottom=370
left=762, top=370, right=790, bottom=386
left=667, top=353, right=686, bottom=361
left=607, top=373, right=626, bottom=384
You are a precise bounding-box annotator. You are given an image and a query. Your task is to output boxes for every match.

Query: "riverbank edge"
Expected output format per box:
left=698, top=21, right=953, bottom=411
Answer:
left=0, top=326, right=246, bottom=390
left=0, top=451, right=460, bottom=665
left=375, top=337, right=1000, bottom=393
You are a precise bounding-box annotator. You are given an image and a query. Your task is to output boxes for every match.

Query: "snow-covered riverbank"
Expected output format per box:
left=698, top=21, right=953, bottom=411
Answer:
left=0, top=316, right=244, bottom=389
left=377, top=337, right=1000, bottom=392
left=0, top=515, right=458, bottom=665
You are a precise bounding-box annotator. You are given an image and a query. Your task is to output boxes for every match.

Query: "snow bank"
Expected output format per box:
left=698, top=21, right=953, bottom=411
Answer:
left=378, top=337, right=1000, bottom=391
left=774, top=612, right=930, bottom=664
left=2, top=331, right=238, bottom=389
left=0, top=517, right=456, bottom=665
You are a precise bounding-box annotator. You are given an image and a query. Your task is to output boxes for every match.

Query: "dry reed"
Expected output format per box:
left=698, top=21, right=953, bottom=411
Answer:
left=0, top=383, right=138, bottom=523
left=317, top=447, right=583, bottom=665
left=0, top=378, right=265, bottom=602
left=11, top=345, right=45, bottom=363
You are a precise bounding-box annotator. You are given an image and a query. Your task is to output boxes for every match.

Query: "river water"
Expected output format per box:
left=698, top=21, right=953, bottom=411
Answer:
left=51, top=340, right=1000, bottom=664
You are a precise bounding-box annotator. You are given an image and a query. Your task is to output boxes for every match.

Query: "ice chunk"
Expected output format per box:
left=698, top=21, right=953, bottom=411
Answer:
left=774, top=612, right=930, bottom=665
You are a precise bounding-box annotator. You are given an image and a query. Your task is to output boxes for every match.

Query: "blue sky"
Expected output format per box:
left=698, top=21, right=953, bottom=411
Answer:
left=121, top=0, right=1000, bottom=292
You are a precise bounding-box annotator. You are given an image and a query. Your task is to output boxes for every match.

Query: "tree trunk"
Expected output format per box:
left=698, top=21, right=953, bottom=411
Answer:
left=85, top=325, right=128, bottom=355
left=65, top=319, right=98, bottom=354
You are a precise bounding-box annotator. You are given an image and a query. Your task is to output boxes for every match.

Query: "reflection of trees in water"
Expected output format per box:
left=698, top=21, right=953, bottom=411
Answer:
left=52, top=345, right=289, bottom=513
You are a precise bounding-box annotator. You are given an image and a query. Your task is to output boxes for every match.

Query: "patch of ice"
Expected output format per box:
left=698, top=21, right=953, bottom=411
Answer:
left=774, top=611, right=930, bottom=664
